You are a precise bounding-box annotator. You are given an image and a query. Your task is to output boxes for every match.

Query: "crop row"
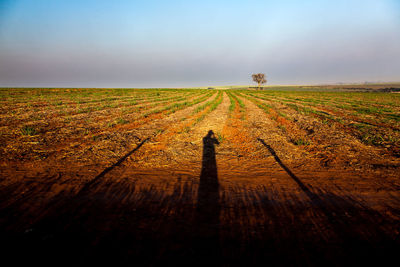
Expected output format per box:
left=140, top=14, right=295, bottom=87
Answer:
left=241, top=91, right=400, bottom=154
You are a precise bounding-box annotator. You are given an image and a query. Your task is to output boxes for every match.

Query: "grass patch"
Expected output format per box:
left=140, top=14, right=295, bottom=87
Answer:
left=216, top=132, right=225, bottom=143
left=116, top=118, right=129, bottom=124
left=21, top=126, right=37, bottom=136
left=360, top=132, right=385, bottom=146
left=292, top=138, right=310, bottom=146
left=155, top=128, right=165, bottom=135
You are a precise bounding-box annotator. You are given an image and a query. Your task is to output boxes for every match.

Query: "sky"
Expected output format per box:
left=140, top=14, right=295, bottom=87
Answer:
left=0, top=0, right=399, bottom=87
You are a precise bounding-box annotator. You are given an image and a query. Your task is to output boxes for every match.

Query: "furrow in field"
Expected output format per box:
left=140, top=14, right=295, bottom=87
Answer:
left=238, top=92, right=400, bottom=191
left=262, top=93, right=400, bottom=130
left=242, top=91, right=400, bottom=168
left=72, top=91, right=230, bottom=199
left=0, top=88, right=187, bottom=107
left=234, top=92, right=400, bottom=212
left=216, top=94, right=360, bottom=244
left=234, top=92, right=307, bottom=164
left=0, top=92, right=210, bottom=162
left=0, top=90, right=167, bottom=115
left=46, top=92, right=217, bottom=161
left=0, top=91, right=194, bottom=127
left=0, top=89, right=399, bottom=265
left=61, top=91, right=225, bottom=197
left=0, top=92, right=222, bottom=225
left=247, top=92, right=400, bottom=152
left=123, top=91, right=228, bottom=170
left=219, top=92, right=256, bottom=159
left=0, top=91, right=218, bottom=185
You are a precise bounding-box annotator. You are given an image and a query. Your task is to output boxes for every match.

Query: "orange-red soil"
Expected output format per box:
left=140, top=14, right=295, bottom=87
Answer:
left=0, top=91, right=399, bottom=266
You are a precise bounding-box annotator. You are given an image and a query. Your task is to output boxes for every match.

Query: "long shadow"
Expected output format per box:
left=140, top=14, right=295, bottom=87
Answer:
left=77, top=138, right=149, bottom=196
left=198, top=130, right=220, bottom=217
left=257, top=138, right=318, bottom=201
left=257, top=138, right=399, bottom=258
left=257, top=137, right=356, bottom=223
left=195, top=130, right=221, bottom=262
left=0, top=135, right=398, bottom=266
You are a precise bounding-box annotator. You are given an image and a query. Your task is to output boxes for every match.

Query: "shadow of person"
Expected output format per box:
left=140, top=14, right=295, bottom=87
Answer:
left=198, top=130, right=220, bottom=217
left=194, top=130, right=221, bottom=263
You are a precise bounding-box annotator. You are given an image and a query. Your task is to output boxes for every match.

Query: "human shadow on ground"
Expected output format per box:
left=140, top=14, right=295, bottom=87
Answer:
left=194, top=130, right=221, bottom=263
left=0, top=135, right=398, bottom=267
left=198, top=130, right=220, bottom=221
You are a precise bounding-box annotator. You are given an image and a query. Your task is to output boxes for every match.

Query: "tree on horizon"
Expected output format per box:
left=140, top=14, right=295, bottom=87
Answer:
left=252, top=73, right=267, bottom=90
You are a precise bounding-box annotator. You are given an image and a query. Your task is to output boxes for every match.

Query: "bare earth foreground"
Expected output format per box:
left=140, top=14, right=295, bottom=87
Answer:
left=0, top=88, right=399, bottom=266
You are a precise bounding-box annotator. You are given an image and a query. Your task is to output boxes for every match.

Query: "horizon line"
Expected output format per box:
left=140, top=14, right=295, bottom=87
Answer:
left=1, top=81, right=400, bottom=89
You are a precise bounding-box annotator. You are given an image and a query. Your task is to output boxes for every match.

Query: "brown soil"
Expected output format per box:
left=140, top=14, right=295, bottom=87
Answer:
left=0, top=91, right=399, bottom=266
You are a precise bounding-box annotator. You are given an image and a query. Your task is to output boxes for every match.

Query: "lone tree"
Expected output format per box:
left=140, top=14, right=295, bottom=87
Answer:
left=252, top=73, right=267, bottom=90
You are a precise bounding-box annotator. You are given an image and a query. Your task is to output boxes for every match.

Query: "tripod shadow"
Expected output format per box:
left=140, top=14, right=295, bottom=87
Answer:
left=195, top=130, right=221, bottom=261
left=77, top=138, right=149, bottom=196
left=256, top=138, right=398, bottom=259
left=257, top=138, right=316, bottom=200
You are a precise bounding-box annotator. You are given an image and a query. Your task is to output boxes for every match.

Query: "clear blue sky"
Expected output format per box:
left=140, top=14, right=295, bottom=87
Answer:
left=0, top=0, right=399, bottom=87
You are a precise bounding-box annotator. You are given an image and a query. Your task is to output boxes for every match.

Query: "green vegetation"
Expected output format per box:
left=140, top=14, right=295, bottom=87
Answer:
left=216, top=132, right=225, bottom=143
left=227, top=92, right=236, bottom=114
left=230, top=91, right=246, bottom=120
left=292, top=138, right=311, bottom=146
left=1, top=87, right=398, bottom=157
left=21, top=126, right=37, bottom=136
left=193, top=91, right=223, bottom=125
left=243, top=89, right=400, bottom=150
left=116, top=118, right=129, bottom=125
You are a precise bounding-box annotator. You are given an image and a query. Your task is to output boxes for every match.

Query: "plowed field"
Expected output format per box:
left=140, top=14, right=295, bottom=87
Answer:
left=0, top=88, right=399, bottom=266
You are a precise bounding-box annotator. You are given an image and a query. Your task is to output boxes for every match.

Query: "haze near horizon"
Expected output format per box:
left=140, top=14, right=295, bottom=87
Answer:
left=0, top=0, right=399, bottom=88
